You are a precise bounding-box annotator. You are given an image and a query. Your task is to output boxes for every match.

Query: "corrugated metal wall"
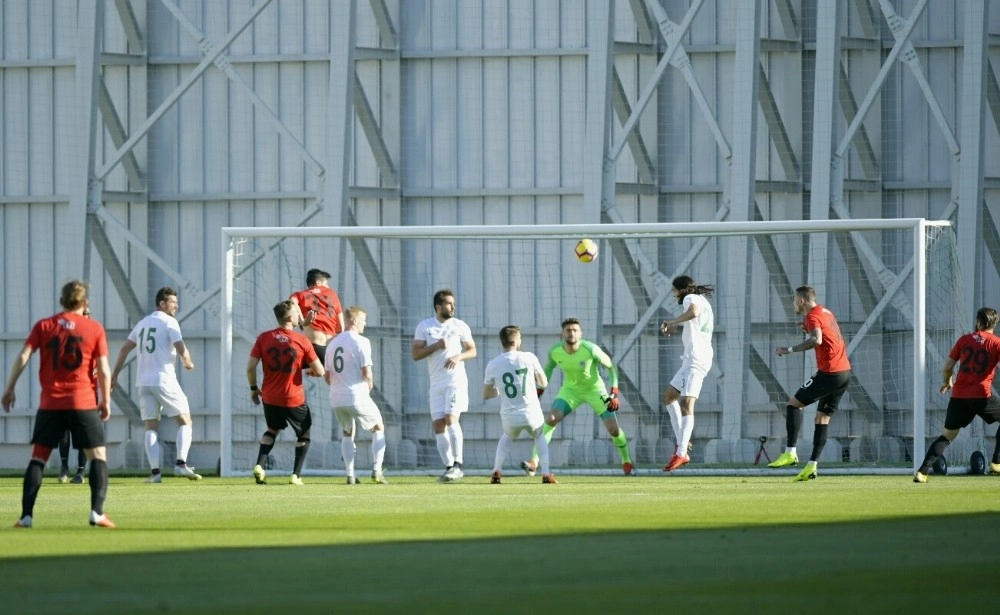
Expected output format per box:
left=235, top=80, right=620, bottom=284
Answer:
left=1, top=0, right=998, bottom=468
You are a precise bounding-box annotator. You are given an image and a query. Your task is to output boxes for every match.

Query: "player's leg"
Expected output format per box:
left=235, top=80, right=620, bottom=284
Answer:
left=444, top=384, right=468, bottom=478
left=357, top=399, right=387, bottom=484
left=138, top=388, right=163, bottom=482
left=15, top=411, right=66, bottom=527
left=76, top=411, right=114, bottom=528
left=795, top=372, right=849, bottom=481
left=73, top=435, right=87, bottom=483
left=288, top=405, right=312, bottom=485
left=58, top=429, right=71, bottom=482
left=662, top=385, right=682, bottom=454
left=429, top=387, right=456, bottom=479
left=769, top=378, right=818, bottom=468
left=336, top=408, right=358, bottom=483
left=526, top=392, right=572, bottom=472
left=254, top=405, right=285, bottom=484
left=915, top=397, right=978, bottom=482
left=493, top=431, right=513, bottom=483
left=979, top=394, right=1000, bottom=474
left=161, top=386, right=200, bottom=479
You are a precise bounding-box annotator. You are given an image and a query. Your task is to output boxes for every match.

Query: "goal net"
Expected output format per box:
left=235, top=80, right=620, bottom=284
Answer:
left=220, top=219, right=966, bottom=477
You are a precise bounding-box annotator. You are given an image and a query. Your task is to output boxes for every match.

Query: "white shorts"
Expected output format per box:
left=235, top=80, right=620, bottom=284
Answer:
left=333, top=397, right=384, bottom=433
left=137, top=385, right=190, bottom=421
left=501, top=406, right=545, bottom=439
left=669, top=361, right=711, bottom=399
left=428, top=383, right=469, bottom=420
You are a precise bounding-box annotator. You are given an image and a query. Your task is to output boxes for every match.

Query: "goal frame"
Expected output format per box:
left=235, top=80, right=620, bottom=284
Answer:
left=221, top=218, right=953, bottom=477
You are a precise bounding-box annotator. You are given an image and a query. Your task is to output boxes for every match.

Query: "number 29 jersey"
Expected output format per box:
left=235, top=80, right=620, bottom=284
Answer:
left=948, top=330, right=1000, bottom=399
left=250, top=327, right=318, bottom=407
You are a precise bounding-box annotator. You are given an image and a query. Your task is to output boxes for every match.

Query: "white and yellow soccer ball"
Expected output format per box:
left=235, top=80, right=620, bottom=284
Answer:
left=574, top=238, right=599, bottom=263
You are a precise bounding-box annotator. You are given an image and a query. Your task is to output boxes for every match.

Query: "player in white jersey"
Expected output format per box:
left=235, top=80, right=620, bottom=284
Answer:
left=483, top=325, right=557, bottom=484
left=110, top=287, right=201, bottom=482
left=411, top=289, right=477, bottom=483
left=325, top=306, right=388, bottom=485
left=659, top=275, right=715, bottom=472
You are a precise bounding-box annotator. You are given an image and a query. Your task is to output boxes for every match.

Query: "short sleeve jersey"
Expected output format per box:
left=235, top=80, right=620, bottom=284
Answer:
left=413, top=316, right=474, bottom=388
left=948, top=330, right=1000, bottom=398
left=803, top=305, right=851, bottom=373
left=545, top=340, right=611, bottom=392
left=127, top=310, right=184, bottom=387
left=483, top=350, right=546, bottom=415
left=326, top=330, right=374, bottom=407
left=250, top=327, right=318, bottom=407
left=680, top=293, right=714, bottom=365
left=25, top=312, right=108, bottom=410
left=291, top=286, right=344, bottom=337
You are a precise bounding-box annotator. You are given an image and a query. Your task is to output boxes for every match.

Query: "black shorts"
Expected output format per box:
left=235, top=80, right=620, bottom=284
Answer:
left=262, top=402, right=312, bottom=437
left=33, top=409, right=106, bottom=450
left=311, top=343, right=327, bottom=365
left=793, top=370, right=851, bottom=415
left=943, top=394, right=1000, bottom=430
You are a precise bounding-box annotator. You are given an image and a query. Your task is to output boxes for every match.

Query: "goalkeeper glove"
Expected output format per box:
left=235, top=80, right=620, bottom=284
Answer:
left=536, top=387, right=546, bottom=398
left=604, top=387, right=620, bottom=412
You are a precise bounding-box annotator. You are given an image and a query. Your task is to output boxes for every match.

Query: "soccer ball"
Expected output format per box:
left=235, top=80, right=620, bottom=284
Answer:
left=575, top=238, right=599, bottom=263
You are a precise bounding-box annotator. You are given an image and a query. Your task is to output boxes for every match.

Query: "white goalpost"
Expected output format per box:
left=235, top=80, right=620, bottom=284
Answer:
left=220, top=219, right=966, bottom=478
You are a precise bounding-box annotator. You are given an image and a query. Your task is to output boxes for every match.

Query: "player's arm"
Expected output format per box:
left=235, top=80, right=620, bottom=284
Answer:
left=246, top=356, right=262, bottom=405
left=661, top=301, right=700, bottom=335
left=2, top=343, right=34, bottom=413
left=456, top=337, right=477, bottom=362
left=306, top=357, right=325, bottom=378
left=174, top=340, right=194, bottom=370
left=411, top=337, right=444, bottom=362
left=361, top=365, right=374, bottom=391
left=95, top=354, right=112, bottom=421
left=597, top=348, right=621, bottom=410
left=776, top=326, right=822, bottom=356
left=483, top=383, right=499, bottom=400
left=543, top=350, right=557, bottom=381
left=940, top=357, right=957, bottom=393
left=109, top=339, right=137, bottom=390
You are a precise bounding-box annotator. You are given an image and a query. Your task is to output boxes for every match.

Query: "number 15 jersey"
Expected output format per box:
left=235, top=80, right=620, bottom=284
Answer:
left=127, top=310, right=185, bottom=387
left=250, top=328, right=318, bottom=407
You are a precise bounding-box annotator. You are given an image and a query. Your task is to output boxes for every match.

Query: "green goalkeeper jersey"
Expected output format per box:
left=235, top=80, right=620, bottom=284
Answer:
left=544, top=339, right=618, bottom=391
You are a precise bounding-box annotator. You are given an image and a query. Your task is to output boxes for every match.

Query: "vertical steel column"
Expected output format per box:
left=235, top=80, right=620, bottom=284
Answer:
left=325, top=0, right=358, bottom=229
left=71, top=0, right=103, bottom=281
left=958, top=0, right=989, bottom=319
left=719, top=0, right=761, bottom=441
left=808, top=2, right=841, bottom=297
left=586, top=0, right=616, bottom=343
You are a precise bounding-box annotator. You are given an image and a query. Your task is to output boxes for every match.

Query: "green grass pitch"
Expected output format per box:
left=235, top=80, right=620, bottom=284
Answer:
left=1, top=473, right=997, bottom=614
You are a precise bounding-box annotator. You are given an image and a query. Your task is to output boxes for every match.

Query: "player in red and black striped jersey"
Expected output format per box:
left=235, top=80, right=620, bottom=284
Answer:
left=289, top=268, right=344, bottom=364
left=246, top=300, right=325, bottom=485
left=771, top=286, right=853, bottom=481
left=2, top=280, right=115, bottom=528
left=915, top=307, right=1000, bottom=482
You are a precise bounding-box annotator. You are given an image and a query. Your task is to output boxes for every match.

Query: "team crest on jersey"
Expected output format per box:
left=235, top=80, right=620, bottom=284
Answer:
left=274, top=333, right=290, bottom=343
left=58, top=318, right=76, bottom=329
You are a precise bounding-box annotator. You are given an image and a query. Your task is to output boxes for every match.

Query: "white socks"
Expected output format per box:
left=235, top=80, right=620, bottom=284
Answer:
left=666, top=401, right=682, bottom=446
left=535, top=429, right=551, bottom=475
left=144, top=430, right=160, bottom=470
left=493, top=433, right=511, bottom=472
left=176, top=424, right=192, bottom=463
left=342, top=437, right=357, bottom=477
left=679, top=414, right=695, bottom=456
left=371, top=430, right=386, bottom=472
left=435, top=432, right=454, bottom=467
left=446, top=423, right=464, bottom=465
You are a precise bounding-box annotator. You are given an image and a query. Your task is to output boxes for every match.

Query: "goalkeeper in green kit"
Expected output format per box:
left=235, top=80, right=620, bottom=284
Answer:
left=521, top=318, right=637, bottom=476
